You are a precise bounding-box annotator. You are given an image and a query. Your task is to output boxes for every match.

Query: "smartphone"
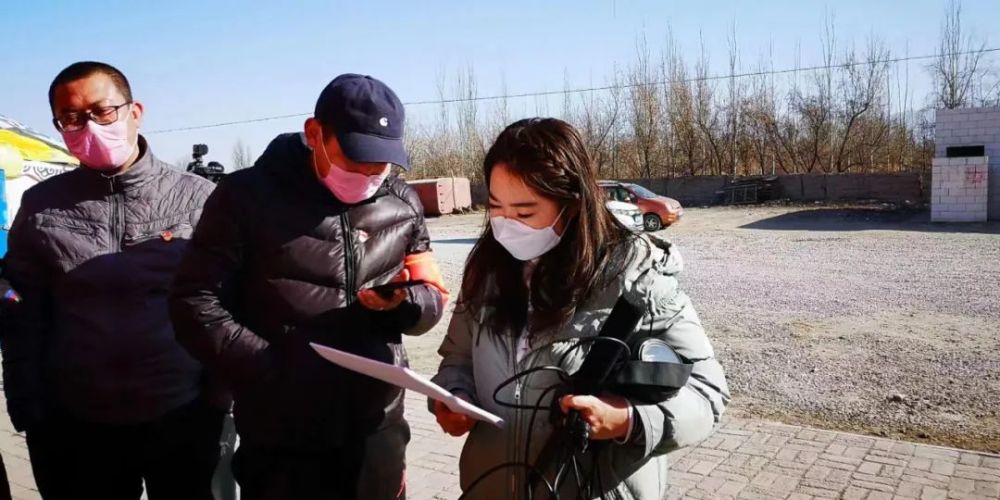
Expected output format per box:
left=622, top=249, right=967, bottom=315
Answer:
left=369, top=279, right=427, bottom=299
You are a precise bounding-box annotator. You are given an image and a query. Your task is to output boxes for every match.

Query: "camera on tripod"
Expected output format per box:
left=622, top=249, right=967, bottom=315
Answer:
left=186, top=144, right=226, bottom=183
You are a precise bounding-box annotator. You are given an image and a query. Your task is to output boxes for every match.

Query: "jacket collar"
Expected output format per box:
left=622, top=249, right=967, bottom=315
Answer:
left=80, top=135, right=161, bottom=193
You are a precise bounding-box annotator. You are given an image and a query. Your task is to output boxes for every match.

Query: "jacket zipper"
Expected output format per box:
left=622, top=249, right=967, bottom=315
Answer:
left=341, top=212, right=356, bottom=304
left=512, top=332, right=537, bottom=499
left=109, top=177, right=126, bottom=251
left=511, top=338, right=522, bottom=498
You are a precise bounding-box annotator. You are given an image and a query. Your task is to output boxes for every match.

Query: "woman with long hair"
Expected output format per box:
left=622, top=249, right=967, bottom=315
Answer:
left=430, top=118, right=729, bottom=499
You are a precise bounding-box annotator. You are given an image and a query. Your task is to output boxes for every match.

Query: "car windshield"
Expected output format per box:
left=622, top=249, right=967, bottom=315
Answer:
left=625, top=184, right=659, bottom=198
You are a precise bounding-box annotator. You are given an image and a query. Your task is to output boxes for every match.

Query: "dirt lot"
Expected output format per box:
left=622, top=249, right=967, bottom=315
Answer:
left=404, top=204, right=1000, bottom=453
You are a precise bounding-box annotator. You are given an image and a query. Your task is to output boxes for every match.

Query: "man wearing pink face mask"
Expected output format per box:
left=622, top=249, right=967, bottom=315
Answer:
left=169, top=74, right=447, bottom=499
left=2, top=62, right=225, bottom=499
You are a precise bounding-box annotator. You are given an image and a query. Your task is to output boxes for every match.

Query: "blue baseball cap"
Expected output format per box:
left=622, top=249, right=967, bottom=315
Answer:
left=314, top=74, right=409, bottom=170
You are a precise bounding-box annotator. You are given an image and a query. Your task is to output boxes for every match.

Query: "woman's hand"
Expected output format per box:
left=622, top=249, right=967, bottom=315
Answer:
left=434, top=394, right=476, bottom=437
left=559, top=394, right=632, bottom=441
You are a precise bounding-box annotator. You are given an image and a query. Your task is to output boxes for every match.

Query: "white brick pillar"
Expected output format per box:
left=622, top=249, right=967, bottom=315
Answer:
left=931, top=156, right=989, bottom=222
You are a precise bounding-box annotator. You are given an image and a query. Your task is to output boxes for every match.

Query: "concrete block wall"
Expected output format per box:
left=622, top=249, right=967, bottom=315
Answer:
left=934, top=107, right=1000, bottom=154
left=931, top=157, right=989, bottom=222
left=935, top=107, right=1000, bottom=220
left=779, top=174, right=922, bottom=203
left=470, top=173, right=923, bottom=210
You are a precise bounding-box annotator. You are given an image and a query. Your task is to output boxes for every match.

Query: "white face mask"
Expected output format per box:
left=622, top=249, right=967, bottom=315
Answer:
left=490, top=209, right=565, bottom=261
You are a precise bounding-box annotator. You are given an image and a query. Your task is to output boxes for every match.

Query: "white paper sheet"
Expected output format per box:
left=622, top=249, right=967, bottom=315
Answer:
left=309, top=343, right=504, bottom=428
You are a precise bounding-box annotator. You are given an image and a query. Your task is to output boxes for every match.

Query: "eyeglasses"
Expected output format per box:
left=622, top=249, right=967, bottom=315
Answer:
left=53, top=102, right=133, bottom=132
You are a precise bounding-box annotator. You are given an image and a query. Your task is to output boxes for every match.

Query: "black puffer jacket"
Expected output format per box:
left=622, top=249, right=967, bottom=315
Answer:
left=1, top=137, right=217, bottom=430
left=169, top=133, right=444, bottom=451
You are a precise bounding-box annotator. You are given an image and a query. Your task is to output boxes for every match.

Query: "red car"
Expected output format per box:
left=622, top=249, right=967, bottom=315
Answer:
left=599, top=181, right=684, bottom=231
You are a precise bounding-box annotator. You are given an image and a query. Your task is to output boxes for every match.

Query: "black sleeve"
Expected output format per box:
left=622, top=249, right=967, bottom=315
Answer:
left=399, top=186, right=445, bottom=337
left=1, top=195, right=51, bottom=431
left=168, top=178, right=271, bottom=387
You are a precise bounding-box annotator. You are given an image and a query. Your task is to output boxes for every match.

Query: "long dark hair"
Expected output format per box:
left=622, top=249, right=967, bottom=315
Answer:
left=459, top=118, right=633, bottom=338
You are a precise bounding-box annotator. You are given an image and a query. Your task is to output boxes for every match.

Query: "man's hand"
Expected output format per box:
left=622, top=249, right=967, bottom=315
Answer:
left=434, top=393, right=476, bottom=437
left=357, top=269, right=410, bottom=311
left=559, top=394, right=631, bottom=441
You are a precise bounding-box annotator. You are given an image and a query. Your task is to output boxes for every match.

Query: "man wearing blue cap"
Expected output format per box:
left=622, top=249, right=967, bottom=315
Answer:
left=169, top=74, right=447, bottom=499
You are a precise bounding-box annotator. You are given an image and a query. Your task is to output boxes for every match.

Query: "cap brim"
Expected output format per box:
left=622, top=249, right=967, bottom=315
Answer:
left=336, top=131, right=410, bottom=170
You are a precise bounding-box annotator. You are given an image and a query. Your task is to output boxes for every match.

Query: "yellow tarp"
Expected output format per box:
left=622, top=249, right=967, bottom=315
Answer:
left=0, top=114, right=78, bottom=179
left=0, top=129, right=78, bottom=165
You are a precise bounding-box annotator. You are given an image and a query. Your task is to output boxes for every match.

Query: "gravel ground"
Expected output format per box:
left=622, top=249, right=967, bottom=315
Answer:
left=405, top=204, right=1000, bottom=453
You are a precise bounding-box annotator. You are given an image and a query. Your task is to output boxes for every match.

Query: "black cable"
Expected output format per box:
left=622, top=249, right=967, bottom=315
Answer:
left=491, top=337, right=633, bottom=498
left=593, top=447, right=606, bottom=500
left=524, top=384, right=562, bottom=471
left=556, top=336, right=632, bottom=375
left=552, top=453, right=573, bottom=496
left=571, top=455, right=585, bottom=499
left=492, top=365, right=569, bottom=411
left=462, top=336, right=638, bottom=499
left=457, top=461, right=557, bottom=500
left=458, top=363, right=568, bottom=499
left=524, top=384, right=565, bottom=500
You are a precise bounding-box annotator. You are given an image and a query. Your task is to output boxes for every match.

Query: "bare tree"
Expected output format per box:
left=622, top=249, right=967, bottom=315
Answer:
left=627, top=34, right=664, bottom=179
left=932, top=0, right=988, bottom=109
left=401, top=8, right=946, bottom=182
left=694, top=33, right=724, bottom=175
left=231, top=139, right=253, bottom=170
left=562, top=69, right=574, bottom=121
left=832, top=38, right=891, bottom=172
left=431, top=69, right=457, bottom=178
left=659, top=27, right=683, bottom=178
left=892, top=41, right=914, bottom=169
left=727, top=21, right=740, bottom=178
left=455, top=65, right=486, bottom=181
left=743, top=44, right=777, bottom=176
left=822, top=12, right=837, bottom=173
left=665, top=44, right=701, bottom=177
left=574, top=69, right=623, bottom=176
left=604, top=66, right=628, bottom=177
left=490, top=70, right=511, bottom=140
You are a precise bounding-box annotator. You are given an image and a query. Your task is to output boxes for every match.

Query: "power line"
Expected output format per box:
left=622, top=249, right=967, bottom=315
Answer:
left=146, top=47, right=1000, bottom=135
left=148, top=112, right=311, bottom=134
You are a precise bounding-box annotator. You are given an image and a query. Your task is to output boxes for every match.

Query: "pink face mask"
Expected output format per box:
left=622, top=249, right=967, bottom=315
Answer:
left=313, top=140, right=389, bottom=204
left=61, top=110, right=137, bottom=171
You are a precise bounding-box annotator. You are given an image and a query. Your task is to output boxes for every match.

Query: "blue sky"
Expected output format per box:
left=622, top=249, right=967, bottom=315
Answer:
left=3, top=0, right=997, bottom=168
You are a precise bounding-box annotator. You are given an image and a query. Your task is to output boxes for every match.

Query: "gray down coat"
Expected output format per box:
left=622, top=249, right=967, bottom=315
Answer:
left=431, top=234, right=730, bottom=499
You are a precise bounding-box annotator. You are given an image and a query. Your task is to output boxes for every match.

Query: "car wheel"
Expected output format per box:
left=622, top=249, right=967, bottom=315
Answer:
left=643, top=214, right=663, bottom=232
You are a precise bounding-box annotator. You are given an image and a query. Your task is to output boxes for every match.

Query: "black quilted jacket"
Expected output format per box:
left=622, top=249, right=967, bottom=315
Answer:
left=168, top=132, right=444, bottom=451
left=1, top=137, right=217, bottom=430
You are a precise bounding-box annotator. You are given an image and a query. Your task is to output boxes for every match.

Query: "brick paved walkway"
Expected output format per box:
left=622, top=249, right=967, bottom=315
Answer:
left=0, top=395, right=35, bottom=500
left=0, top=391, right=997, bottom=499
left=404, top=395, right=1000, bottom=500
